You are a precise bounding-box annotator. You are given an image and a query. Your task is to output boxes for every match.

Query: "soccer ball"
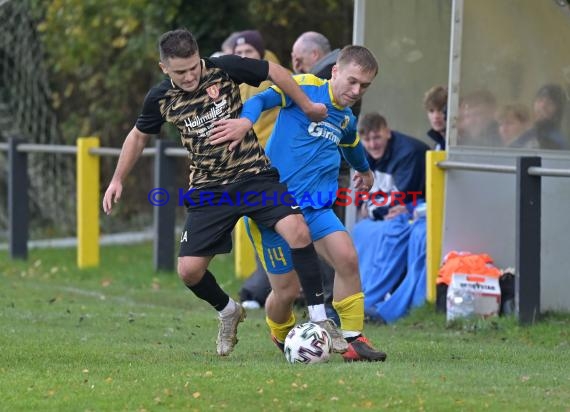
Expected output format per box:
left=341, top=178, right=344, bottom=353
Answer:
left=284, top=322, right=332, bottom=364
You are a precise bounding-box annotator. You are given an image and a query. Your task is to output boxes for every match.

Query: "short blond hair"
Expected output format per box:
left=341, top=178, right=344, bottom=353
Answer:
left=337, top=45, right=378, bottom=76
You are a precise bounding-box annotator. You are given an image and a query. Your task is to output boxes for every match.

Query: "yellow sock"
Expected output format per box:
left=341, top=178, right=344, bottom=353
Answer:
left=266, top=313, right=296, bottom=343
left=333, top=292, right=364, bottom=336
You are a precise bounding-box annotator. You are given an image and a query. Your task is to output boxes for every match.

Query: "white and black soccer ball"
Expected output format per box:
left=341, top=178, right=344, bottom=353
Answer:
left=284, top=322, right=332, bottom=364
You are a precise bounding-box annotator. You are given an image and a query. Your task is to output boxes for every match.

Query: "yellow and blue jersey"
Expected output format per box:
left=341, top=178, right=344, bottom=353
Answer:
left=241, top=74, right=368, bottom=210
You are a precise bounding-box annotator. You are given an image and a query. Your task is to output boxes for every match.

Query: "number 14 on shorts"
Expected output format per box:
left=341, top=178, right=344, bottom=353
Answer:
left=267, top=247, right=287, bottom=269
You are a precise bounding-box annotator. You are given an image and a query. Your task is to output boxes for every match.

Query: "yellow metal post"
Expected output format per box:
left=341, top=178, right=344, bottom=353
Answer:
left=234, top=217, right=256, bottom=279
left=77, top=137, right=100, bottom=268
left=426, top=151, right=446, bottom=303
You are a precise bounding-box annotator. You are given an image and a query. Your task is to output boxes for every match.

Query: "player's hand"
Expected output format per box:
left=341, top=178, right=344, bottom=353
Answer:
left=209, top=118, right=253, bottom=151
left=303, top=102, right=328, bottom=122
left=353, top=169, right=374, bottom=192
left=102, top=181, right=123, bottom=215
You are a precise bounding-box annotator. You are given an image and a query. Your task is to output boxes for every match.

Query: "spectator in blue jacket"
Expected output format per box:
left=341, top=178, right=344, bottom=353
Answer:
left=357, top=112, right=429, bottom=221
left=352, top=113, right=430, bottom=323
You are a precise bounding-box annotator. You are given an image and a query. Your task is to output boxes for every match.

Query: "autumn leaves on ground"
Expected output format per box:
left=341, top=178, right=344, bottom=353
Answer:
left=1, top=244, right=569, bottom=411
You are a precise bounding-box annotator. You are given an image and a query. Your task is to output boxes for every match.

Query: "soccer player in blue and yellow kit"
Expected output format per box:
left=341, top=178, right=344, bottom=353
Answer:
left=211, top=45, right=386, bottom=361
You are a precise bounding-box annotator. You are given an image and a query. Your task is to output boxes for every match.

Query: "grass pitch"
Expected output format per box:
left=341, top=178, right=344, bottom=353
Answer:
left=1, top=243, right=569, bottom=411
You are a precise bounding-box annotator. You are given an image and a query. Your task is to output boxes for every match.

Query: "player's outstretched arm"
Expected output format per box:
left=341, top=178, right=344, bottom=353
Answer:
left=267, top=61, right=327, bottom=122
left=209, top=88, right=281, bottom=151
left=102, top=126, right=150, bottom=215
left=209, top=118, right=254, bottom=151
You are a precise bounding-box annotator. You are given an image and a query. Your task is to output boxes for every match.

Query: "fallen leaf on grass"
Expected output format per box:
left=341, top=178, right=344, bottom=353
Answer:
left=151, top=278, right=160, bottom=290
left=192, top=392, right=200, bottom=399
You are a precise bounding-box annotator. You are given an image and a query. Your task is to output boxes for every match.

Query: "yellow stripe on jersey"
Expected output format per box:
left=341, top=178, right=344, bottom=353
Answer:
left=247, top=219, right=267, bottom=270
left=339, top=132, right=361, bottom=148
left=271, top=74, right=328, bottom=107
left=327, top=81, right=344, bottom=110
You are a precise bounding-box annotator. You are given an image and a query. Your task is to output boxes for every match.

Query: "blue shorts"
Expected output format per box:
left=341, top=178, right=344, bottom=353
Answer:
left=244, top=207, right=345, bottom=274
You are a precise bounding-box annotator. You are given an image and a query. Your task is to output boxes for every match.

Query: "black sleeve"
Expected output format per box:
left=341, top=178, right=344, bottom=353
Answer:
left=207, top=55, right=269, bottom=87
left=135, top=86, right=166, bottom=135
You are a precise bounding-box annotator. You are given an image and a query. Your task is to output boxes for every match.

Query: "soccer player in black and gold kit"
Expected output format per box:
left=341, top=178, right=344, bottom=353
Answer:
left=103, top=29, right=339, bottom=356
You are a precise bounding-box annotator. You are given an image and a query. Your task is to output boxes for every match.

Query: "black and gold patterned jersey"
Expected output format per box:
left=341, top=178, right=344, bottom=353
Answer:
left=136, top=55, right=271, bottom=189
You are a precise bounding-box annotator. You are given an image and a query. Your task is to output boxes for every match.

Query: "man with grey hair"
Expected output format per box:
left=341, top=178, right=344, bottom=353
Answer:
left=291, top=31, right=339, bottom=77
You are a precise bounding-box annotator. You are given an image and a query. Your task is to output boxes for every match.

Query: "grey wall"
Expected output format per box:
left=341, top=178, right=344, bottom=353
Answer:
left=357, top=0, right=451, bottom=142
left=444, top=149, right=570, bottom=312
left=357, top=0, right=570, bottom=312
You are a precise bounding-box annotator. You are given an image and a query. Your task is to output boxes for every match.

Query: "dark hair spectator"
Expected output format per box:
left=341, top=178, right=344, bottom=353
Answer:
left=532, top=83, right=568, bottom=149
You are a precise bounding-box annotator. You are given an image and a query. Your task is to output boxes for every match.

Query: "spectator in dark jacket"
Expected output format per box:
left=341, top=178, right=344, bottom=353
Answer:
left=357, top=112, right=429, bottom=221
left=423, top=85, right=447, bottom=150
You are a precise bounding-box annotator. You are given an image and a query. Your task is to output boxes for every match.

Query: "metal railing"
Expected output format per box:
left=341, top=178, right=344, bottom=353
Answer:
left=5, top=137, right=570, bottom=324
left=2, top=137, right=183, bottom=270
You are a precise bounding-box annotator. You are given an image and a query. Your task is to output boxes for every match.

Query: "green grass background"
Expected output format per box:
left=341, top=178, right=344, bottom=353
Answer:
left=1, top=243, right=569, bottom=411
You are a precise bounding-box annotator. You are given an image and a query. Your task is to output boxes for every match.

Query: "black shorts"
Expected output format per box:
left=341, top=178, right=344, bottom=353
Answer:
left=178, top=169, right=301, bottom=257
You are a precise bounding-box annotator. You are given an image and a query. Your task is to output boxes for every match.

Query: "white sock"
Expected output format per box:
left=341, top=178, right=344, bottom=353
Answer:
left=342, top=330, right=360, bottom=339
left=218, top=298, right=237, bottom=317
left=308, top=304, right=327, bottom=322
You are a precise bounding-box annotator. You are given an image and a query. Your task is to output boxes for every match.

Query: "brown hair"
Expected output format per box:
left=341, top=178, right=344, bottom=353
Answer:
left=159, top=29, right=199, bottom=61
left=358, top=112, right=387, bottom=135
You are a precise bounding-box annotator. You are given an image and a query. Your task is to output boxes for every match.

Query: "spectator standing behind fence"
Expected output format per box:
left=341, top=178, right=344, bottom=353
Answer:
left=423, top=85, right=447, bottom=150
left=210, top=32, right=241, bottom=57
left=101, top=28, right=333, bottom=358
left=291, top=31, right=336, bottom=76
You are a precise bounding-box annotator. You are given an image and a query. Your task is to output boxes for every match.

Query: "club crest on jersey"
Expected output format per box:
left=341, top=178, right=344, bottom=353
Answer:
left=341, top=115, right=350, bottom=129
left=206, top=84, right=220, bottom=100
